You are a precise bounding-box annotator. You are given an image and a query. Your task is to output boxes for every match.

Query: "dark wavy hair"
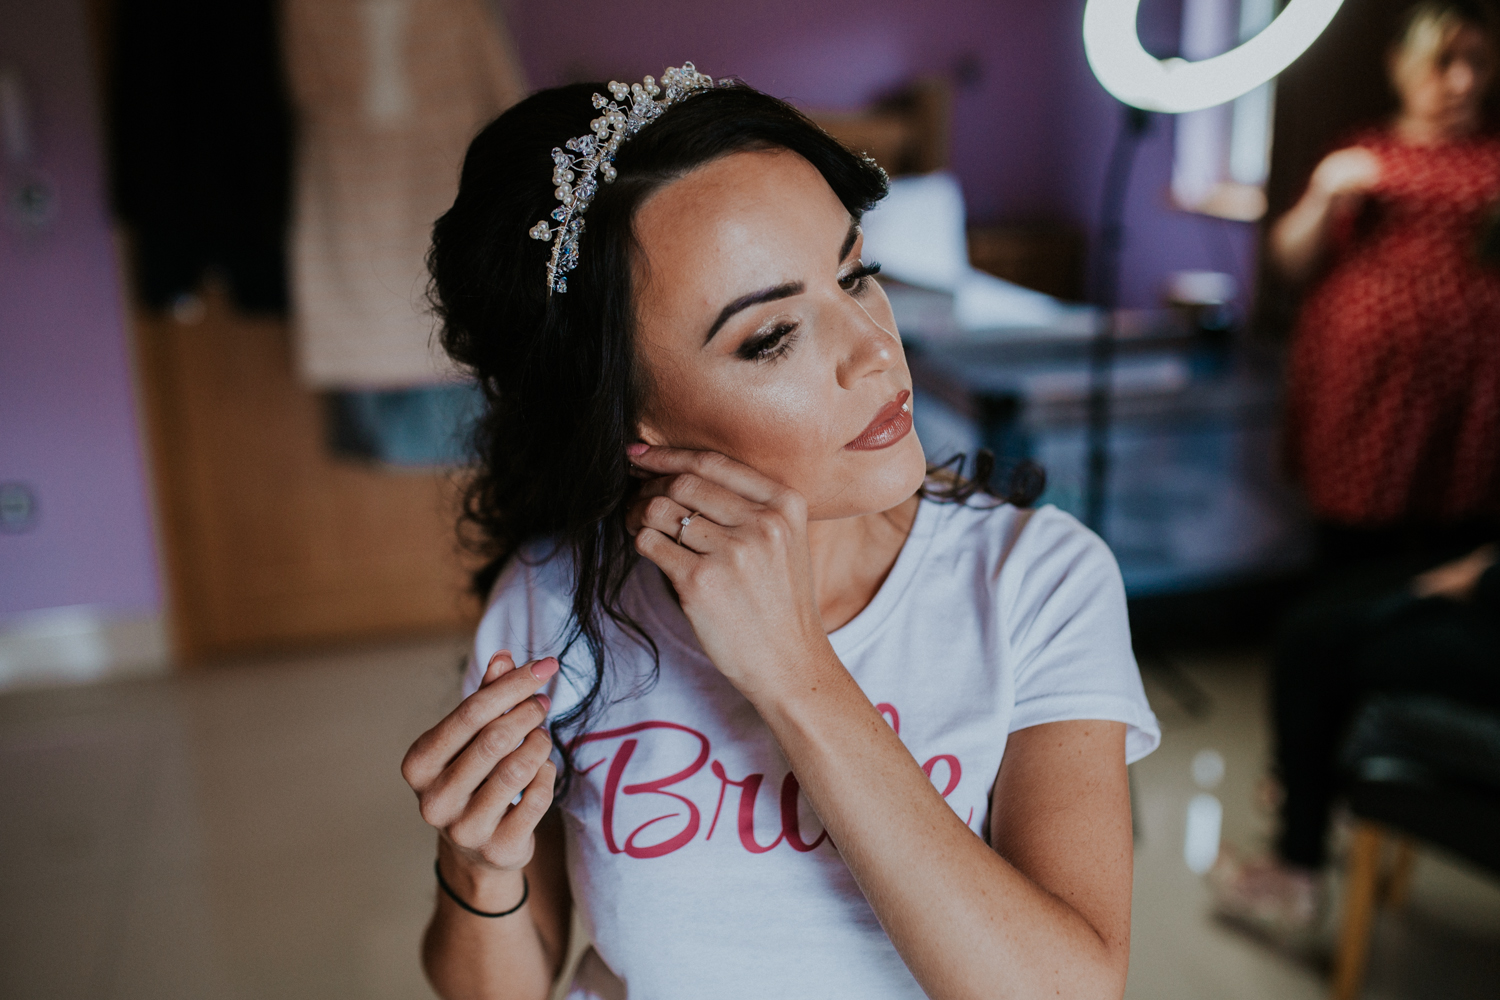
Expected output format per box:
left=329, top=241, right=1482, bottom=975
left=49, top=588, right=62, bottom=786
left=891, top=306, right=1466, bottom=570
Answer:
left=428, top=79, right=1042, bottom=789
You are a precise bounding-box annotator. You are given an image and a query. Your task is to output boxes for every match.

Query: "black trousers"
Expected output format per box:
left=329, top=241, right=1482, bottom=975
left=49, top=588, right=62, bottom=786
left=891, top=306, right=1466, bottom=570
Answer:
left=1272, top=539, right=1500, bottom=868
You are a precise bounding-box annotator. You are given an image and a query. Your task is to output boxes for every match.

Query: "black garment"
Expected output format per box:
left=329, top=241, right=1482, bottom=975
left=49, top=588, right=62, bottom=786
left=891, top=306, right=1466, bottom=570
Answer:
left=109, top=0, right=291, bottom=314
left=1272, top=555, right=1500, bottom=868
left=1314, top=519, right=1496, bottom=578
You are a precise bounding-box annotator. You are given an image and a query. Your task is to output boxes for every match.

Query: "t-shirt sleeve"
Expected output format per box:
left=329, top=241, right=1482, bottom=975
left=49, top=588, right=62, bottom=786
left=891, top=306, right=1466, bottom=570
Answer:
left=462, top=546, right=586, bottom=720
left=1001, top=507, right=1160, bottom=764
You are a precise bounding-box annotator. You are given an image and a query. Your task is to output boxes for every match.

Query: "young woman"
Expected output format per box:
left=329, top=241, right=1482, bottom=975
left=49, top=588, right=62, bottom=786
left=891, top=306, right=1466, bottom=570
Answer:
left=400, top=66, right=1159, bottom=1000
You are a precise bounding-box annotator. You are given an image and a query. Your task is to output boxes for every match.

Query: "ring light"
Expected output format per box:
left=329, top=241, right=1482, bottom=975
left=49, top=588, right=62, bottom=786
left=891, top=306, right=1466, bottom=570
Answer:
left=1083, top=0, right=1345, bottom=112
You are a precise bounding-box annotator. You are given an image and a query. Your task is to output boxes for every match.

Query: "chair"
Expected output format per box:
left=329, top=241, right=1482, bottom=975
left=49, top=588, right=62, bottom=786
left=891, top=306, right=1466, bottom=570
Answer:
left=1330, top=696, right=1500, bottom=1000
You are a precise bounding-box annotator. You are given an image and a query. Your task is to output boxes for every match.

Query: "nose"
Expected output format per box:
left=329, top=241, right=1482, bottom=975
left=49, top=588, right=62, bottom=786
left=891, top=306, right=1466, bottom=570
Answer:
left=1449, top=59, right=1477, bottom=96
left=833, top=294, right=899, bottom=390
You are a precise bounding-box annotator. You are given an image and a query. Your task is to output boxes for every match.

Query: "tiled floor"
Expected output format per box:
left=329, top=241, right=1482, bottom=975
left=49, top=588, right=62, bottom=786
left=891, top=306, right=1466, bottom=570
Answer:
left=1130, top=652, right=1500, bottom=1000
left=1, top=639, right=1496, bottom=999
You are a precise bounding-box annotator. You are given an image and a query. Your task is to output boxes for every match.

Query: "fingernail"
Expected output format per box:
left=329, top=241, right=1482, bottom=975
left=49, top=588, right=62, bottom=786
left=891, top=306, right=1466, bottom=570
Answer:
left=626, top=443, right=649, bottom=457
left=482, top=651, right=509, bottom=684
left=535, top=693, right=551, bottom=712
left=530, top=656, right=559, bottom=681
left=490, top=649, right=511, bottom=664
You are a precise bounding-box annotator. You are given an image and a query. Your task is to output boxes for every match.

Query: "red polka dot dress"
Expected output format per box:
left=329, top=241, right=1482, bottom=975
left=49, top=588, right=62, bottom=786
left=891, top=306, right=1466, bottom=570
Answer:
left=1287, top=129, right=1500, bottom=526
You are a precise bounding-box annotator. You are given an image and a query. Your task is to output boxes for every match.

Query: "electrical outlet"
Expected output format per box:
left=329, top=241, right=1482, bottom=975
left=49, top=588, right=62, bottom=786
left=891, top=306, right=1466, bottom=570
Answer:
left=0, top=482, right=38, bottom=532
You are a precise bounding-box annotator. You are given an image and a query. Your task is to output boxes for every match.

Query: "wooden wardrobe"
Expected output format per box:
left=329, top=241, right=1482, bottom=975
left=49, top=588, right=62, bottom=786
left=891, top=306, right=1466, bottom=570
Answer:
left=135, top=290, right=477, bottom=663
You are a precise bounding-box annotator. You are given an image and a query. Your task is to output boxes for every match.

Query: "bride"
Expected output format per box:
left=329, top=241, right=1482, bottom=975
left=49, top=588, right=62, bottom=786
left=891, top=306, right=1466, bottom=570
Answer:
left=401, top=64, right=1159, bottom=1000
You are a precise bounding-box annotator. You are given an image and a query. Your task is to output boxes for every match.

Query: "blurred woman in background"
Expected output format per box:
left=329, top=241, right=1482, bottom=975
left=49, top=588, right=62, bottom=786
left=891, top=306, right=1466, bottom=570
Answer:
left=1273, top=0, right=1500, bottom=562
left=1215, top=1, right=1500, bottom=940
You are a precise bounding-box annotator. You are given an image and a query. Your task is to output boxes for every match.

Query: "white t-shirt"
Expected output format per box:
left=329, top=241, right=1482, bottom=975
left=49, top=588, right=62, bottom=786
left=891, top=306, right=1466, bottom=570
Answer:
left=464, top=498, right=1160, bottom=1000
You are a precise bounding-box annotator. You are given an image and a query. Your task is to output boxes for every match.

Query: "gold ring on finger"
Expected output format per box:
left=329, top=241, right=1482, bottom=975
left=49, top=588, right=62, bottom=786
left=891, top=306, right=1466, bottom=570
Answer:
left=677, top=511, right=699, bottom=546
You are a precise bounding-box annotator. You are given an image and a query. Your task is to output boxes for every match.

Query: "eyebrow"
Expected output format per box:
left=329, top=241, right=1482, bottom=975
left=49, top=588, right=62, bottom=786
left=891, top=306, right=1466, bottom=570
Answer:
left=703, top=220, right=862, bottom=345
left=704, top=281, right=803, bottom=344
left=837, top=220, right=860, bottom=265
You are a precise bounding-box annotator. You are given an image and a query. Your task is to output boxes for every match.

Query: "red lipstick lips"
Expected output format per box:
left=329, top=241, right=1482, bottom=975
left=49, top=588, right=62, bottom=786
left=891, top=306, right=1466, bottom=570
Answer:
left=845, top=390, right=913, bottom=451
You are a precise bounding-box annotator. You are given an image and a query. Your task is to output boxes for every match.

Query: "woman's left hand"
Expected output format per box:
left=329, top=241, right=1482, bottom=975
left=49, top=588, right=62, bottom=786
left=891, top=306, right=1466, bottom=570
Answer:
left=1411, top=543, right=1497, bottom=601
left=625, top=444, right=834, bottom=698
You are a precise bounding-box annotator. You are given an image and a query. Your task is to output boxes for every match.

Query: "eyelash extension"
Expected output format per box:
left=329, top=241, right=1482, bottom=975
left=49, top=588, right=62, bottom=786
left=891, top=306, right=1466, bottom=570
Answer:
left=738, top=321, right=800, bottom=363
left=840, top=260, right=882, bottom=295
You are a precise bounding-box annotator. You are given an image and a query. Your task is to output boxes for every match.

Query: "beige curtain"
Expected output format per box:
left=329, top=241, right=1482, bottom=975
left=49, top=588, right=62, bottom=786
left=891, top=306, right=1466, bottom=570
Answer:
left=283, top=0, right=526, bottom=387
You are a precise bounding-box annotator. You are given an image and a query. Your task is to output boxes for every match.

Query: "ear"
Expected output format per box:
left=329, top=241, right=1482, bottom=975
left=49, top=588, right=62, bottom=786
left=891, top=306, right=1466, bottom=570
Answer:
left=634, top=417, right=669, bottom=448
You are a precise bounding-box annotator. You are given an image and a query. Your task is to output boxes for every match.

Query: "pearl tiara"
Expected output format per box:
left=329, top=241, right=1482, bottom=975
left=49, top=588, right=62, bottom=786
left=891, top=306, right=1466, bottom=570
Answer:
left=528, top=63, right=721, bottom=294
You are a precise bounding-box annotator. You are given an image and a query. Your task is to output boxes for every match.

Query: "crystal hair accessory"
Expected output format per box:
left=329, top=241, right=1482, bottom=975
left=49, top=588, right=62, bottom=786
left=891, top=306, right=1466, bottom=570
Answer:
left=528, top=63, right=720, bottom=294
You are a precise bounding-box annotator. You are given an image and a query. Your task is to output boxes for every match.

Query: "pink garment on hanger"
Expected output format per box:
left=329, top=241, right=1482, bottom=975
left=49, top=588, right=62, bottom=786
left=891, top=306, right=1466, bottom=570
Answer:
left=283, top=0, right=525, bottom=387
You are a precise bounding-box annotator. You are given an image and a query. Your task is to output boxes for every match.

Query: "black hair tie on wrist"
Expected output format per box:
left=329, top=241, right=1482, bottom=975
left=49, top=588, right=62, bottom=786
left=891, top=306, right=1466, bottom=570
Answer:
left=434, top=859, right=529, bottom=918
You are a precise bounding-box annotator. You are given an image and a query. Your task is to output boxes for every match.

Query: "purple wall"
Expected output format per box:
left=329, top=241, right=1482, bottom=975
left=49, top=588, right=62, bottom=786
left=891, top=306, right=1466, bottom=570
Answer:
left=505, top=0, right=1069, bottom=223
left=1052, top=0, right=1261, bottom=307
left=504, top=0, right=1260, bottom=308
left=0, top=0, right=161, bottom=618
left=0, top=0, right=1260, bottom=624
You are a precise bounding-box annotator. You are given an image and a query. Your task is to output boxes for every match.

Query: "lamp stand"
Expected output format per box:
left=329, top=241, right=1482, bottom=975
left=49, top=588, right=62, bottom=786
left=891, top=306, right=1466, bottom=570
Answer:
left=1084, top=103, right=1153, bottom=533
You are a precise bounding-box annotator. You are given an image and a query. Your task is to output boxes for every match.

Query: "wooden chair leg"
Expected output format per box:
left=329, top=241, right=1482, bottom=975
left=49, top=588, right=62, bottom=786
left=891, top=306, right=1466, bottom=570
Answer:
left=1379, top=837, right=1416, bottom=910
left=1331, top=821, right=1387, bottom=1000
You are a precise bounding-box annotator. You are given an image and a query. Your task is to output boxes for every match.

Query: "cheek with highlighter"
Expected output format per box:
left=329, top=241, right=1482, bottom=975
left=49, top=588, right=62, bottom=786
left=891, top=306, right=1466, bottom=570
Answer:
left=656, top=364, right=853, bottom=495
left=712, top=380, right=919, bottom=518
left=641, top=346, right=913, bottom=514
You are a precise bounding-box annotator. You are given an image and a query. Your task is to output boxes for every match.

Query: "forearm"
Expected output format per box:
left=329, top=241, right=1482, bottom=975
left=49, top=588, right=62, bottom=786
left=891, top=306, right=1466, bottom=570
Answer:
left=1270, top=190, right=1337, bottom=283
left=752, top=654, right=1127, bottom=1000
left=421, top=841, right=560, bottom=1000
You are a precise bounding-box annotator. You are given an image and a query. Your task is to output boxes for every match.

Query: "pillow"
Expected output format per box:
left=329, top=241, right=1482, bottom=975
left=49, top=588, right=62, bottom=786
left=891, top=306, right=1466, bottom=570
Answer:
left=859, top=171, right=971, bottom=291
left=862, top=170, right=1092, bottom=334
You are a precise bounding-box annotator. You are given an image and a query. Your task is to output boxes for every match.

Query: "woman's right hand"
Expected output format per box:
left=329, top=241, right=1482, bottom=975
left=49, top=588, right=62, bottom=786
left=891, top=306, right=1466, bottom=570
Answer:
left=1309, top=147, right=1381, bottom=207
left=1272, top=147, right=1382, bottom=281
left=401, top=651, right=559, bottom=877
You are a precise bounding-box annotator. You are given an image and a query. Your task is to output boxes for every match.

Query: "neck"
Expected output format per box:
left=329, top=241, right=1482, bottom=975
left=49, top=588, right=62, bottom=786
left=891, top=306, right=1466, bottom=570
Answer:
left=1394, top=109, right=1480, bottom=145
left=805, top=494, right=921, bottom=633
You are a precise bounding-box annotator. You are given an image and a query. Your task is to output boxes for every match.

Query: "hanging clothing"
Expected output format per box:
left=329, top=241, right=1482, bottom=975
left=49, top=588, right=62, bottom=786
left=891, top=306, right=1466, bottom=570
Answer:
left=1286, top=128, right=1500, bottom=528
left=282, top=0, right=526, bottom=387
left=110, top=0, right=292, bottom=314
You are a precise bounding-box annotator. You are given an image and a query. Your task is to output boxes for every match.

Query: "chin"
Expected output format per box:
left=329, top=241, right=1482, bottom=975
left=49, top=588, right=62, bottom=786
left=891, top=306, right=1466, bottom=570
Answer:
left=809, top=432, right=928, bottom=521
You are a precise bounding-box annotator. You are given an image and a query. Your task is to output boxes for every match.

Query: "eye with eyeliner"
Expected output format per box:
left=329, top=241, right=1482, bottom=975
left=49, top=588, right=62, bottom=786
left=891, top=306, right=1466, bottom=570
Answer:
left=735, top=261, right=882, bottom=363
left=738, top=321, right=800, bottom=362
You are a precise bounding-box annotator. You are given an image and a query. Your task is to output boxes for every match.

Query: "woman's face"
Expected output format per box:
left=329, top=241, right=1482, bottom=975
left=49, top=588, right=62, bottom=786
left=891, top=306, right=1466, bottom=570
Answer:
left=630, top=149, right=927, bottom=521
left=1393, top=22, right=1494, bottom=132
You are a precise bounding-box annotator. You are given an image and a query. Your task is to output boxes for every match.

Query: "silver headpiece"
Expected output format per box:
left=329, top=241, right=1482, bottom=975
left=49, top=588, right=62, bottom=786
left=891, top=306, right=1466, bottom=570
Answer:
left=528, top=63, right=720, bottom=294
